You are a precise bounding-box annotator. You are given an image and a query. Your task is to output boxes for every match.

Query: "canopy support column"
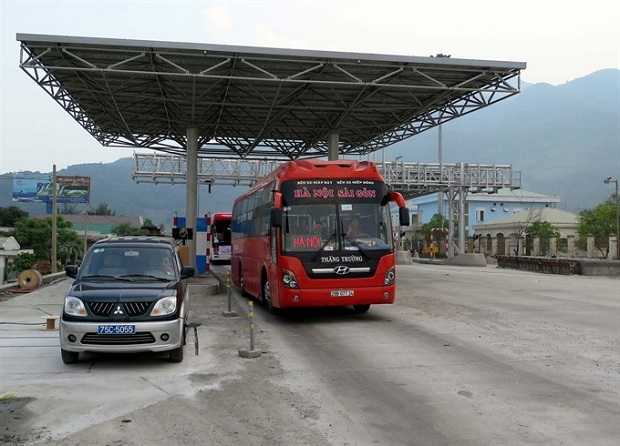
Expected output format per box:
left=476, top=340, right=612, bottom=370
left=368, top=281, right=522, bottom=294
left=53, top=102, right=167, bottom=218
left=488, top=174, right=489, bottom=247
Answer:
left=186, top=127, right=198, bottom=270
left=328, top=133, right=339, bottom=160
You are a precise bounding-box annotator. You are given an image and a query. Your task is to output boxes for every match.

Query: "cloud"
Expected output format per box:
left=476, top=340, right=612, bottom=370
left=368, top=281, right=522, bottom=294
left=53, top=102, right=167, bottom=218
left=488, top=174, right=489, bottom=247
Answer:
left=200, top=4, right=233, bottom=38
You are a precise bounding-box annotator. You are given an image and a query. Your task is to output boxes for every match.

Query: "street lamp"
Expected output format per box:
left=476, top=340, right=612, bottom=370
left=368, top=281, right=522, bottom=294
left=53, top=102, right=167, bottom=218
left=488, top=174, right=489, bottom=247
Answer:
left=603, top=177, right=619, bottom=260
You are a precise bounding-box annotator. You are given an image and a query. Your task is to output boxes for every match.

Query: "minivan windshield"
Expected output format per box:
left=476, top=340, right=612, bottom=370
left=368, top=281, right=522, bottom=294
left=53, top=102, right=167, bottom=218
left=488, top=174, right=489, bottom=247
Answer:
left=79, top=246, right=178, bottom=280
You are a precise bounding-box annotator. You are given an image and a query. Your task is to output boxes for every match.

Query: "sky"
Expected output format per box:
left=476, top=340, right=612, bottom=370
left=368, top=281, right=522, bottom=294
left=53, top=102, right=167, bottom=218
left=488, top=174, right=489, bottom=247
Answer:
left=0, top=0, right=619, bottom=174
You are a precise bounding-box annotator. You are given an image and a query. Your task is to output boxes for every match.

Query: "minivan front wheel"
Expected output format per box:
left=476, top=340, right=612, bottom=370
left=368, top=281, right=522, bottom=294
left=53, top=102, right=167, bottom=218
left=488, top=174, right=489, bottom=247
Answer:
left=169, top=345, right=184, bottom=362
left=61, top=348, right=79, bottom=364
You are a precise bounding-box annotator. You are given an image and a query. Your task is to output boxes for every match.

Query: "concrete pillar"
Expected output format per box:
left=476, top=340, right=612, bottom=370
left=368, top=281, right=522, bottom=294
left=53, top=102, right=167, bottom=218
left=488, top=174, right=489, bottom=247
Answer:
left=586, top=235, right=595, bottom=259
left=0, top=256, right=5, bottom=286
left=609, top=235, right=618, bottom=260
left=549, top=237, right=557, bottom=257
left=567, top=235, right=575, bottom=257
left=505, top=238, right=512, bottom=256
left=492, top=237, right=498, bottom=256
left=328, top=133, right=339, bottom=160
left=186, top=127, right=199, bottom=270
left=458, top=185, right=465, bottom=254
left=533, top=236, right=540, bottom=256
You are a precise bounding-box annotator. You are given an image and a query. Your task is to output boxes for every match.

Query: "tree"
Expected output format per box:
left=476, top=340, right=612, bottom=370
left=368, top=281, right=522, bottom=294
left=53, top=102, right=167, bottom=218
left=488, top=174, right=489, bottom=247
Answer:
left=0, top=206, right=29, bottom=226
left=59, top=203, right=80, bottom=214
left=420, top=213, right=451, bottom=243
left=7, top=252, right=37, bottom=274
left=578, top=196, right=617, bottom=257
left=512, top=208, right=543, bottom=255
left=526, top=220, right=561, bottom=255
left=13, top=216, right=82, bottom=262
left=111, top=222, right=143, bottom=236
left=88, top=203, right=116, bottom=216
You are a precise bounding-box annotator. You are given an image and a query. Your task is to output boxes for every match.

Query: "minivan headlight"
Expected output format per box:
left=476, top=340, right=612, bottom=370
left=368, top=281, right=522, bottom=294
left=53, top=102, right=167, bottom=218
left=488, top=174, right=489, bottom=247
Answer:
left=150, top=296, right=177, bottom=316
left=64, top=296, right=87, bottom=317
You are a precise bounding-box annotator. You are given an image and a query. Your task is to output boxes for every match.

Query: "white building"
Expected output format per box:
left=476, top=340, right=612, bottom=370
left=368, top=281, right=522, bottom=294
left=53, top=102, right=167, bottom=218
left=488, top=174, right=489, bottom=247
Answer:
left=0, top=236, right=34, bottom=286
left=472, top=208, right=579, bottom=256
left=406, top=188, right=561, bottom=235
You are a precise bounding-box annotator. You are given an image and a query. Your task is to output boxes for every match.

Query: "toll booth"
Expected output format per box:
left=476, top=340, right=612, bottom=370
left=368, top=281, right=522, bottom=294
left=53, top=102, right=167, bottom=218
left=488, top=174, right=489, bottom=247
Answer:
left=172, top=216, right=208, bottom=274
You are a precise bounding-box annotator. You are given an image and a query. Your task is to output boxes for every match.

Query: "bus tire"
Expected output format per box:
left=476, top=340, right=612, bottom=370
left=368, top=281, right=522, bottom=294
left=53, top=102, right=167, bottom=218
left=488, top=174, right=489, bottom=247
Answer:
left=262, top=275, right=279, bottom=315
left=353, top=304, right=370, bottom=313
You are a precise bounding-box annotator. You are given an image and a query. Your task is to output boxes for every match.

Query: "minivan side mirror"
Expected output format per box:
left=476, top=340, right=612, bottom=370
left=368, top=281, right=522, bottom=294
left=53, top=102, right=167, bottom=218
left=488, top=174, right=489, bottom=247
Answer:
left=65, top=265, right=78, bottom=279
left=181, top=266, right=195, bottom=279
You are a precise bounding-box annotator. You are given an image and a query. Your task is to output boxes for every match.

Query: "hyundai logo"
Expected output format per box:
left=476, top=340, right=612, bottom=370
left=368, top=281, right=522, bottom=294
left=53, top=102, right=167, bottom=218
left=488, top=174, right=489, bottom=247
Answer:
left=113, top=305, right=124, bottom=315
left=334, top=266, right=350, bottom=275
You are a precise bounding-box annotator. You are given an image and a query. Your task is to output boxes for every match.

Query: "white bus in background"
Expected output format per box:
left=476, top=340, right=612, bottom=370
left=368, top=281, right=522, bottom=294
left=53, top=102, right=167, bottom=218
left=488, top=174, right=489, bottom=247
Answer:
left=210, top=212, right=232, bottom=263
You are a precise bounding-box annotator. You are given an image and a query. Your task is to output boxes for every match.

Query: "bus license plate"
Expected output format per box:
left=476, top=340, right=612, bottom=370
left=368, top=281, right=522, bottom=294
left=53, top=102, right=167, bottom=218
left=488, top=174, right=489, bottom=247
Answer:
left=331, top=289, right=354, bottom=297
left=98, top=325, right=136, bottom=335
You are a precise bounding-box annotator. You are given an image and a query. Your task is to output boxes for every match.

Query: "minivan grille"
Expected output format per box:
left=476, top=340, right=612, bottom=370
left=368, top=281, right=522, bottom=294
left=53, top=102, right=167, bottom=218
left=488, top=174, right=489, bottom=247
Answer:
left=88, top=301, right=152, bottom=316
left=81, top=332, right=156, bottom=345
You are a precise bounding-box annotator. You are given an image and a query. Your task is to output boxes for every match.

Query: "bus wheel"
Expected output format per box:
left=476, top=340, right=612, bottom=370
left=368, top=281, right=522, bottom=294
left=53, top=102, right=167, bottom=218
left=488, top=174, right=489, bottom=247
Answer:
left=353, top=304, right=370, bottom=313
left=262, top=279, right=278, bottom=315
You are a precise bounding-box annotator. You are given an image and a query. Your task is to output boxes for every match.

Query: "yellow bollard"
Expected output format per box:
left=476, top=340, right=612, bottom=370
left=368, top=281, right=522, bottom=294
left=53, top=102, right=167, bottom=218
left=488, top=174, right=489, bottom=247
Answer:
left=238, top=300, right=260, bottom=358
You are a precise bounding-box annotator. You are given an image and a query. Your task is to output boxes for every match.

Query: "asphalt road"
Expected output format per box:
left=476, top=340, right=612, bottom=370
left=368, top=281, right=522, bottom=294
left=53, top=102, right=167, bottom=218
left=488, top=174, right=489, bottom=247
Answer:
left=1, top=263, right=618, bottom=445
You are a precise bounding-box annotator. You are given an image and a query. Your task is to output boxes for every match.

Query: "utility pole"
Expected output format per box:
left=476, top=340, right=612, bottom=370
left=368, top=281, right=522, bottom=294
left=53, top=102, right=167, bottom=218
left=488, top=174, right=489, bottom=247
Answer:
left=51, top=165, right=57, bottom=273
left=603, top=177, right=619, bottom=260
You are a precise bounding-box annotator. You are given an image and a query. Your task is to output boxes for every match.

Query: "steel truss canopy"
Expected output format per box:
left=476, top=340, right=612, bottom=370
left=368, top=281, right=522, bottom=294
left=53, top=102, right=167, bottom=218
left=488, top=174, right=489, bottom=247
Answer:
left=17, top=33, right=525, bottom=159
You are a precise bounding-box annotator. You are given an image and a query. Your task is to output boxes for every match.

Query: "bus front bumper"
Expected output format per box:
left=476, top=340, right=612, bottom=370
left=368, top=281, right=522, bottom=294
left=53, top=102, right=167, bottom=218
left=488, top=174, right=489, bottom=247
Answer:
left=277, top=284, right=394, bottom=308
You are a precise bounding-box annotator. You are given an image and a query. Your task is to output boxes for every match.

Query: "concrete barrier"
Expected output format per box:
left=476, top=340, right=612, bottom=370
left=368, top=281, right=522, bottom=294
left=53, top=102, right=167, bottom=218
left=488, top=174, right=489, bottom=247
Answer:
left=496, top=256, right=620, bottom=276
left=446, top=253, right=487, bottom=267
left=577, top=259, right=620, bottom=276
left=395, top=250, right=413, bottom=265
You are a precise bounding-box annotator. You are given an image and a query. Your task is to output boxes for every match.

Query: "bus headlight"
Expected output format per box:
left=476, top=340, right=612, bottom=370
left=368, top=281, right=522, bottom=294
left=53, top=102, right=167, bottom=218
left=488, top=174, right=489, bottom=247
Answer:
left=384, top=267, right=395, bottom=286
left=282, top=268, right=299, bottom=289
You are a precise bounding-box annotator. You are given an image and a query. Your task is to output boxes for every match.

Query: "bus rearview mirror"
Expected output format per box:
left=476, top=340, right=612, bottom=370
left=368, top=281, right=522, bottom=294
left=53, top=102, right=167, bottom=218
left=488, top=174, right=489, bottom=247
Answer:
left=271, top=208, right=282, bottom=227
left=399, top=207, right=410, bottom=227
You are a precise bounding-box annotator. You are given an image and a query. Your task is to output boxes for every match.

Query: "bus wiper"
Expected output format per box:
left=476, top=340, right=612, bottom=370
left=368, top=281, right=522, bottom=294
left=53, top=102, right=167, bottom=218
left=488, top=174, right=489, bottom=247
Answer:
left=311, top=232, right=337, bottom=261
left=342, top=233, right=370, bottom=259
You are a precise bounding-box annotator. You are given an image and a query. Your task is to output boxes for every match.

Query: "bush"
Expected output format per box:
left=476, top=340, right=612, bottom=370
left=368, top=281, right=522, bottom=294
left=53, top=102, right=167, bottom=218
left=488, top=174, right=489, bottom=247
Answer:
left=8, top=252, right=37, bottom=274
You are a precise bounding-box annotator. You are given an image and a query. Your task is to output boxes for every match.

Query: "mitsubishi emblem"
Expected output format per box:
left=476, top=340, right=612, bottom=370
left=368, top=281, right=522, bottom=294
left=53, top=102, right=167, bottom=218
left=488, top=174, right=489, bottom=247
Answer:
left=113, top=305, right=124, bottom=315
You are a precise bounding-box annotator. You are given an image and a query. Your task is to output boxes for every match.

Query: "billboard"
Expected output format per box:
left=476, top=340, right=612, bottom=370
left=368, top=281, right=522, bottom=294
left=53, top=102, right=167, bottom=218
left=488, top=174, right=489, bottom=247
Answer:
left=12, top=176, right=91, bottom=204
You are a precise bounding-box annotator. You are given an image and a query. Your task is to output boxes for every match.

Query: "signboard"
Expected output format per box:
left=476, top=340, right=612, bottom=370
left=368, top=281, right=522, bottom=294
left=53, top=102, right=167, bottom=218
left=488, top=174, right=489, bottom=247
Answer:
left=12, top=176, right=90, bottom=203
left=281, top=179, right=386, bottom=205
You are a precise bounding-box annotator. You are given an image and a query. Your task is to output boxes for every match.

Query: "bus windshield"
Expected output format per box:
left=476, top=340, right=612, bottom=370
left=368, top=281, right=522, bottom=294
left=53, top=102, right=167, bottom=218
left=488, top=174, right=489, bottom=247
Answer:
left=280, top=179, right=393, bottom=255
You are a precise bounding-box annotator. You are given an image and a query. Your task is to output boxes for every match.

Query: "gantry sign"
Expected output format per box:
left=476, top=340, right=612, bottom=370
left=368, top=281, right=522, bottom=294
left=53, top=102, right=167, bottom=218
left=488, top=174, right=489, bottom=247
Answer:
left=17, top=33, right=526, bottom=267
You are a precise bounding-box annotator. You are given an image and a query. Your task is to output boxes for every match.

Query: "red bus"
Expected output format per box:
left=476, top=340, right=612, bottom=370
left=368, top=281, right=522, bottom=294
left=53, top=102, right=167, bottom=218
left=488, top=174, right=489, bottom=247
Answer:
left=231, top=159, right=410, bottom=314
left=210, top=212, right=232, bottom=263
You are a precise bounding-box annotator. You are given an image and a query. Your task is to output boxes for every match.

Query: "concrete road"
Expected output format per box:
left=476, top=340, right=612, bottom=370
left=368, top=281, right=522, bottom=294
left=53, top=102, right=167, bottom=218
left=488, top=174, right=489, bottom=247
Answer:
left=1, top=264, right=618, bottom=445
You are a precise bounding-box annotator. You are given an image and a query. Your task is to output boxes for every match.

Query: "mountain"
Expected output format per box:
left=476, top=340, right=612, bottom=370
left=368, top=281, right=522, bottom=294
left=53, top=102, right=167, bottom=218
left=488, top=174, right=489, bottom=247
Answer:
left=0, top=158, right=247, bottom=229
left=385, top=69, right=620, bottom=212
left=1, top=69, right=618, bottom=223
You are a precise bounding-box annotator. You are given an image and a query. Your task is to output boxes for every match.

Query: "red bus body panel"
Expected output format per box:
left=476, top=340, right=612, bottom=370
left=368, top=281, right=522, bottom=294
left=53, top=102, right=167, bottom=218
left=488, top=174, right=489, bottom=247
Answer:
left=231, top=159, right=401, bottom=310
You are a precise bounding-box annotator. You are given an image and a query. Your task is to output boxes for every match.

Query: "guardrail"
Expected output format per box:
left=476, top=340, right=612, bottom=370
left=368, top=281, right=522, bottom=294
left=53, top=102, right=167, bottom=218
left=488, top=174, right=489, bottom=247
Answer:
left=496, top=256, right=579, bottom=275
